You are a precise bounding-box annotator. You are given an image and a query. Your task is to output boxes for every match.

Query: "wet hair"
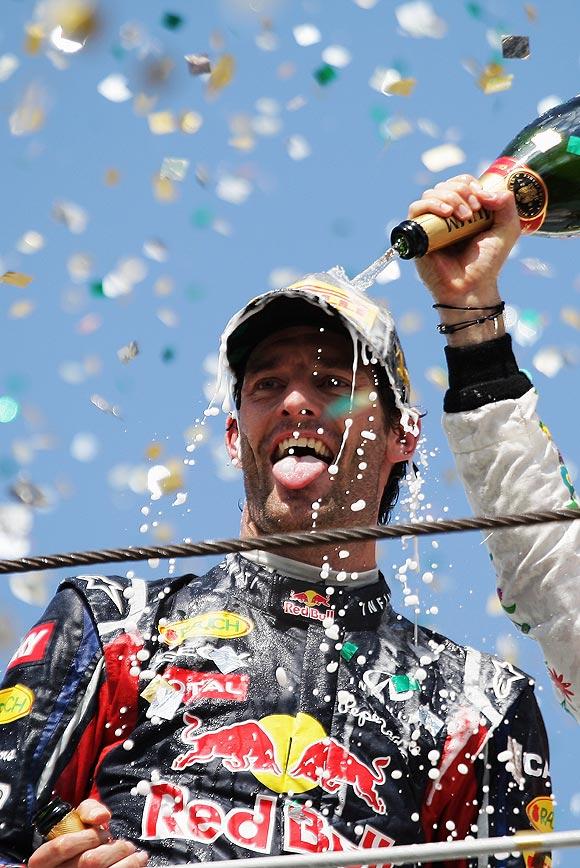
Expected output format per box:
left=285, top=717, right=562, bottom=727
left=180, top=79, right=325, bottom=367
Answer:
left=231, top=318, right=406, bottom=526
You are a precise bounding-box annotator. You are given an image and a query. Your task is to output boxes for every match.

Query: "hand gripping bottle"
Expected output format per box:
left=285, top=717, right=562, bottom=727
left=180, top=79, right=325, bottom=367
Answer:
left=33, top=796, right=87, bottom=840
left=391, top=94, right=580, bottom=259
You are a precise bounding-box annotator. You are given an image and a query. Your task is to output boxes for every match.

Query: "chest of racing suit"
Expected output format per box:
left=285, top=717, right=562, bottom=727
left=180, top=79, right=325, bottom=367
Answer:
left=0, top=553, right=552, bottom=866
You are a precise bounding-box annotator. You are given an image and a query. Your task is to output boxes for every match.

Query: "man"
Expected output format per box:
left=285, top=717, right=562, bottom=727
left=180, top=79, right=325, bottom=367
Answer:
left=0, top=179, right=552, bottom=867
left=409, top=175, right=580, bottom=722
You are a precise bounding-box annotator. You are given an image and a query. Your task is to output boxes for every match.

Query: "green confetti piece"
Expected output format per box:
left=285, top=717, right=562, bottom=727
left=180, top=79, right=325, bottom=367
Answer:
left=391, top=674, right=420, bottom=694
left=0, top=396, right=19, bottom=424
left=162, top=346, right=176, bottom=363
left=370, top=105, right=389, bottom=125
left=162, top=12, right=184, bottom=30
left=186, top=284, right=205, bottom=301
left=340, top=642, right=358, bottom=661
left=465, top=1, right=484, bottom=18
left=314, top=64, right=338, bottom=86
left=90, top=281, right=104, bottom=298
left=191, top=208, right=213, bottom=228
left=111, top=44, right=126, bottom=61
left=566, top=135, right=580, bottom=155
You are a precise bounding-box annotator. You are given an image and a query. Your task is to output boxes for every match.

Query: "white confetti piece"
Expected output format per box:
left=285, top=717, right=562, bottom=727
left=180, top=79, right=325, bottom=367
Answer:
left=50, top=26, right=85, bottom=54
left=293, top=24, right=321, bottom=47
left=533, top=347, right=565, bottom=378
left=421, top=143, right=466, bottom=172
left=395, top=1, right=447, bottom=38
left=287, top=134, right=311, bottom=160
left=321, top=45, right=351, bottom=68
left=0, top=54, right=19, bottom=82
left=97, top=73, right=132, bottom=103
left=216, top=175, right=252, bottom=205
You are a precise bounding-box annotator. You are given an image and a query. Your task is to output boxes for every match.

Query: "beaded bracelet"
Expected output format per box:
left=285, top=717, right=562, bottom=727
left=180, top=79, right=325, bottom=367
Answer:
left=436, top=302, right=505, bottom=335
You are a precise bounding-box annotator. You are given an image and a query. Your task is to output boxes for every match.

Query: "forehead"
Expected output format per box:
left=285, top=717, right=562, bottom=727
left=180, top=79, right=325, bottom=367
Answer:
left=245, top=325, right=353, bottom=372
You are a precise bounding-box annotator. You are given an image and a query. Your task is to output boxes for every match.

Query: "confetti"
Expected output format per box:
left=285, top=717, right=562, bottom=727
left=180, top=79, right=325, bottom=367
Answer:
left=90, top=394, right=122, bottom=418
left=16, top=231, right=45, bottom=255
left=478, top=63, right=514, bottom=94
left=97, top=73, right=132, bottom=102
left=207, top=54, right=235, bottom=95
left=520, top=257, right=554, bottom=278
left=0, top=54, right=19, bottom=82
left=9, top=83, right=45, bottom=135
left=8, top=300, right=35, bottom=319
left=117, top=341, right=140, bottom=364
left=533, top=347, right=565, bottom=378
left=425, top=367, right=448, bottom=390
left=501, top=35, right=530, bottom=59
left=321, top=45, right=351, bottom=68
left=162, top=12, right=184, bottom=30
left=287, top=134, right=311, bottom=160
left=49, top=25, right=85, bottom=53
left=421, top=143, right=466, bottom=172
left=216, top=175, right=252, bottom=205
left=293, top=24, right=321, bottom=47
left=0, top=396, right=19, bottom=424
left=1, top=272, right=32, bottom=288
left=566, top=135, right=580, bottom=156
left=179, top=111, right=203, bottom=134
left=395, top=1, right=447, bottom=38
left=9, top=479, right=48, bottom=508
left=160, top=157, right=189, bottom=181
left=104, top=168, right=120, bottom=186
left=52, top=200, right=88, bottom=234
left=9, top=573, right=49, bottom=606
left=314, top=64, right=338, bottom=86
left=148, top=111, right=177, bottom=135
left=561, top=308, right=580, bottom=329
left=184, top=54, right=211, bottom=75
left=70, top=432, right=99, bottom=462
left=382, top=75, right=417, bottom=96
left=143, top=239, right=168, bottom=262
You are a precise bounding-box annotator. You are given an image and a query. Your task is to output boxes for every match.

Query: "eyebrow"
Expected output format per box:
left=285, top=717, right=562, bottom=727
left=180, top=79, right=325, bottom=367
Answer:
left=244, top=355, right=354, bottom=377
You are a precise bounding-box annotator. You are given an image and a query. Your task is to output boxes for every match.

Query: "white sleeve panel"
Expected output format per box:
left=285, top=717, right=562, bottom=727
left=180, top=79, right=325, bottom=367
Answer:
left=443, top=388, right=580, bottom=722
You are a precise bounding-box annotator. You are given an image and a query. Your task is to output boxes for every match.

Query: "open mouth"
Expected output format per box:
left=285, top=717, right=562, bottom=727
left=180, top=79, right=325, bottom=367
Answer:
left=271, top=436, right=333, bottom=465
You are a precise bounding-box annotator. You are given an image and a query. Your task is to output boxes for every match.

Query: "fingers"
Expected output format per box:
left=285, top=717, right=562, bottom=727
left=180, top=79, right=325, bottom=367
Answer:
left=29, top=832, right=148, bottom=868
left=76, top=799, right=112, bottom=828
left=408, top=173, right=514, bottom=223
left=62, top=840, right=148, bottom=867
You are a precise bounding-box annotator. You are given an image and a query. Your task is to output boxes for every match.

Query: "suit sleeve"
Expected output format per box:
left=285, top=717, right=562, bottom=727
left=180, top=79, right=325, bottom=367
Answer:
left=0, top=587, right=105, bottom=864
left=484, top=685, right=553, bottom=867
left=443, top=334, right=580, bottom=722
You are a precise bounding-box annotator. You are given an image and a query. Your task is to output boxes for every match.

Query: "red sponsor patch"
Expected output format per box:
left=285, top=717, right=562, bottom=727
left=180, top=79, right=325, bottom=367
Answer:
left=7, top=622, right=56, bottom=671
left=164, top=666, right=249, bottom=703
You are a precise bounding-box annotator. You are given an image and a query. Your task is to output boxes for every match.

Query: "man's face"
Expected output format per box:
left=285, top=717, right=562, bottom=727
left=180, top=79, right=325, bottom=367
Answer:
left=227, top=324, right=407, bottom=534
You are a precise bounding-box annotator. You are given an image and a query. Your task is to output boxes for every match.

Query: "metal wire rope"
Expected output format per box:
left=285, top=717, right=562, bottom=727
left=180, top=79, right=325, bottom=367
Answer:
left=0, top=507, right=578, bottom=574
left=168, top=829, right=580, bottom=868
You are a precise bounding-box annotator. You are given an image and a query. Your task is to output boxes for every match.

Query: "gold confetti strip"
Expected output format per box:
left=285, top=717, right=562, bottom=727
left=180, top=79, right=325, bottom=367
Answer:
left=24, top=23, right=45, bottom=55
left=152, top=174, right=177, bottom=202
left=383, top=77, right=417, bottom=96
left=9, top=84, right=45, bottom=135
left=524, top=4, right=538, bottom=22
left=478, top=63, right=514, bottom=94
left=1, top=271, right=33, bottom=287
left=104, top=168, right=120, bottom=186
left=180, top=110, right=203, bottom=134
left=146, top=442, right=163, bottom=460
left=148, top=110, right=177, bottom=134
left=561, top=307, right=580, bottom=329
left=133, top=93, right=158, bottom=117
left=207, top=53, right=235, bottom=95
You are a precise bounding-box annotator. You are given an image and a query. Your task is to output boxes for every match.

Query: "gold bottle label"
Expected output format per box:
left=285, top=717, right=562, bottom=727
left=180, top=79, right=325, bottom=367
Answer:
left=46, top=809, right=87, bottom=840
left=480, top=155, right=548, bottom=233
left=416, top=207, right=494, bottom=254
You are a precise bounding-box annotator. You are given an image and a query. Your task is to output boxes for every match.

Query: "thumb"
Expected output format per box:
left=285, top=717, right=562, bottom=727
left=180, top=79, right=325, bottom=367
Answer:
left=76, top=798, right=112, bottom=828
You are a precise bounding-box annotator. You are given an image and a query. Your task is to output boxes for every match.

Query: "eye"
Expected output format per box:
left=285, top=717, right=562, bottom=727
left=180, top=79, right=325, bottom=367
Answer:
left=319, top=374, right=351, bottom=389
left=255, top=377, right=283, bottom=391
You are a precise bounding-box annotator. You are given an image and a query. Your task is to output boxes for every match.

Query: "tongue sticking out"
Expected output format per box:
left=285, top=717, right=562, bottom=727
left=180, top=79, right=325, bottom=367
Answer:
left=272, top=455, right=328, bottom=490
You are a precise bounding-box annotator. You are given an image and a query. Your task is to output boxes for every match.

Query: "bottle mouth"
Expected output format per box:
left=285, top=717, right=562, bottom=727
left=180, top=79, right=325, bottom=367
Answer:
left=390, top=219, right=429, bottom=259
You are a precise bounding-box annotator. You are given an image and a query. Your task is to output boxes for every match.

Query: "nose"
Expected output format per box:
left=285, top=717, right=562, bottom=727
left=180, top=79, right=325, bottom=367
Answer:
left=279, top=383, right=320, bottom=418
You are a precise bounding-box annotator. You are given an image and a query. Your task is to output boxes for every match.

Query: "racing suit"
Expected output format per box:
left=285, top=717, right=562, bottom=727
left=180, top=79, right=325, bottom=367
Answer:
left=0, top=551, right=552, bottom=866
left=443, top=333, right=580, bottom=722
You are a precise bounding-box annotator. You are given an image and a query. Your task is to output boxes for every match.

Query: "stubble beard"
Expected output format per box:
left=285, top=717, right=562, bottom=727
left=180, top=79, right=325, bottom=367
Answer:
left=239, top=433, right=381, bottom=535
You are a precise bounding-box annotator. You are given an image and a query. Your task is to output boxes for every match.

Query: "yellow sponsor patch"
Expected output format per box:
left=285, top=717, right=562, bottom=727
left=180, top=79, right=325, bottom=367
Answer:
left=519, top=795, right=555, bottom=867
left=159, top=611, right=253, bottom=647
left=0, top=685, right=34, bottom=724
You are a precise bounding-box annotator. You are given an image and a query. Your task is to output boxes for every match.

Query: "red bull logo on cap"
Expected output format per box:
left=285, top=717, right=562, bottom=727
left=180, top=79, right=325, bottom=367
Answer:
left=284, top=588, right=334, bottom=623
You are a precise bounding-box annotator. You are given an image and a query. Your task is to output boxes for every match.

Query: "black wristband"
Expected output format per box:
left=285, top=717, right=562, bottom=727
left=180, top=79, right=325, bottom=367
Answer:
left=443, top=333, right=533, bottom=412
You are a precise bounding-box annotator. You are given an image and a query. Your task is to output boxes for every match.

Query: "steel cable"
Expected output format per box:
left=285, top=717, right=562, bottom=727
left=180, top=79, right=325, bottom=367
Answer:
left=0, top=507, right=578, bottom=574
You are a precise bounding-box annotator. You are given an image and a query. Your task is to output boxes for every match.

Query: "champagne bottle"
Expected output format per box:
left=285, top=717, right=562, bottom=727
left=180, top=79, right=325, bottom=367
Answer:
left=390, top=94, right=580, bottom=259
left=34, top=796, right=87, bottom=840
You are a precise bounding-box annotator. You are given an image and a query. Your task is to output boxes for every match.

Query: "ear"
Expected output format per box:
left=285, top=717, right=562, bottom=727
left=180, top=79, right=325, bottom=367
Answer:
left=225, top=415, right=242, bottom=468
left=384, top=418, right=421, bottom=465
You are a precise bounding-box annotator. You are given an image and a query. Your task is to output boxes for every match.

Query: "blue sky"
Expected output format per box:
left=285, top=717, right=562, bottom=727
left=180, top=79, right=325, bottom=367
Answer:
left=0, top=0, right=579, bottom=856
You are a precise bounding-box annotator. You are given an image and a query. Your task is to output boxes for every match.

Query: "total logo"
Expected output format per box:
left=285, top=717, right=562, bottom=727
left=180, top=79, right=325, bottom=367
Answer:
left=171, top=711, right=390, bottom=814
left=142, top=781, right=394, bottom=861
left=283, top=589, right=334, bottom=623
